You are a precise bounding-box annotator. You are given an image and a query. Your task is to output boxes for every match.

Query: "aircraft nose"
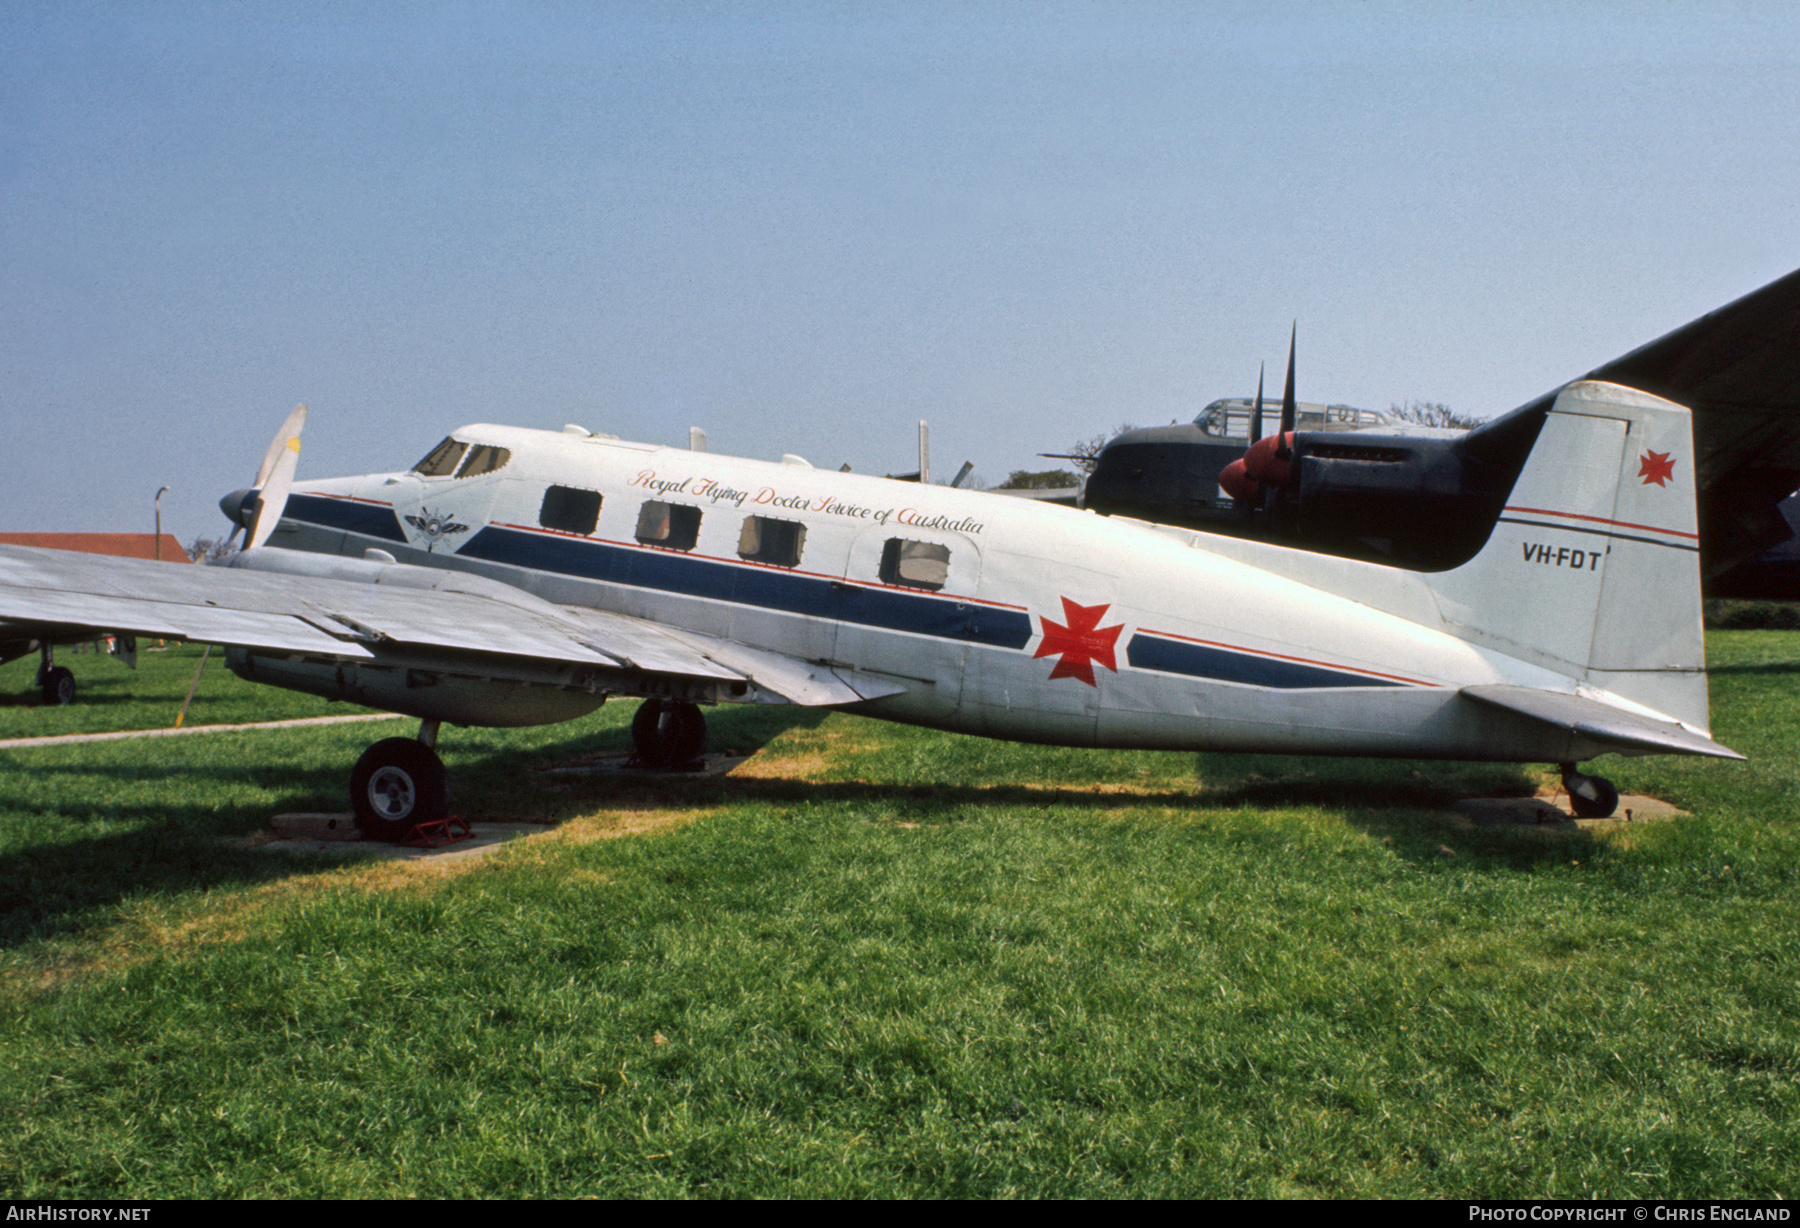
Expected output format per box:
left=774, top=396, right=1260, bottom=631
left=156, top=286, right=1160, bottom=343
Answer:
left=220, top=488, right=259, bottom=529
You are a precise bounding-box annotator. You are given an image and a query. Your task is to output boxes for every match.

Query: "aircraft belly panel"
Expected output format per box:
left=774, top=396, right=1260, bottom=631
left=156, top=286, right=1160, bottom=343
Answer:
left=1093, top=678, right=1585, bottom=759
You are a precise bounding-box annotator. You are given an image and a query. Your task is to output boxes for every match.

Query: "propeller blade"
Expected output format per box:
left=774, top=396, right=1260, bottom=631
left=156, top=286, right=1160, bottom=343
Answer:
left=246, top=404, right=308, bottom=550
left=1250, top=363, right=1265, bottom=445
left=1277, top=324, right=1296, bottom=455
left=253, top=404, right=309, bottom=489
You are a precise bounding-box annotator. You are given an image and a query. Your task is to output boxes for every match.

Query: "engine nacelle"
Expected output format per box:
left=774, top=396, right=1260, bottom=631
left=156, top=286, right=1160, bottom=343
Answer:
left=225, top=647, right=608, bottom=728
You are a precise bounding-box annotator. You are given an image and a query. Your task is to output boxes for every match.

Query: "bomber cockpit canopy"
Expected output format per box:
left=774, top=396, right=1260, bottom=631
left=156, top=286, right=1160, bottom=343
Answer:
left=1194, top=399, right=1394, bottom=440
left=411, top=437, right=513, bottom=479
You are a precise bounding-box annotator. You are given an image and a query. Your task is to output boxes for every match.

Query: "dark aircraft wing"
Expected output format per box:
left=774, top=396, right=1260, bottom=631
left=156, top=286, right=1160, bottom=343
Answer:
left=0, top=545, right=902, bottom=708
left=1510, top=266, right=1800, bottom=575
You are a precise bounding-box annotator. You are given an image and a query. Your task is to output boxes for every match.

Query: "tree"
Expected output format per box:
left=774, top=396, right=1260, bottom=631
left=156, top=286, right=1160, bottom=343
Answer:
left=997, top=468, right=1081, bottom=490
left=1062, top=422, right=1138, bottom=476
left=1388, top=401, right=1485, bottom=430
left=186, top=536, right=237, bottom=564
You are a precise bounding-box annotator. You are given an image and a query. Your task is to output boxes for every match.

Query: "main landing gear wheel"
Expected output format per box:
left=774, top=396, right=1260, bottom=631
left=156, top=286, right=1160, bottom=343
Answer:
left=40, top=666, right=75, bottom=707
left=632, top=698, right=707, bottom=770
left=352, top=737, right=449, bottom=841
left=1560, top=763, right=1620, bottom=819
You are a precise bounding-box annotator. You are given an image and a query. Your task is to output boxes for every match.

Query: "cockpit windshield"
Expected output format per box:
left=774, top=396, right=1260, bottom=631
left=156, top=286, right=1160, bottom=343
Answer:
left=457, top=444, right=512, bottom=477
left=410, top=438, right=513, bottom=478
left=412, top=437, right=468, bottom=477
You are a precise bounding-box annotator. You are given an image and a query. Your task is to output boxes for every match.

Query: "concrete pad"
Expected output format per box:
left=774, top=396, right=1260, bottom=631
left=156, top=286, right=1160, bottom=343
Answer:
left=261, top=814, right=548, bottom=860
left=1454, top=790, right=1686, bottom=829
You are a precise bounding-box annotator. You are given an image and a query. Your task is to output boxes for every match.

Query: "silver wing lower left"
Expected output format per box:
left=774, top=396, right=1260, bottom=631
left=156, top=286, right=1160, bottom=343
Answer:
left=0, top=544, right=904, bottom=725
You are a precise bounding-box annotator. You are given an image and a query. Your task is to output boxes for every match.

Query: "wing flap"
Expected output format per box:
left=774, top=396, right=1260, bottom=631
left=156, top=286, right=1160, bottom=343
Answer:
left=1460, top=684, right=1743, bottom=760
left=650, top=631, right=901, bottom=706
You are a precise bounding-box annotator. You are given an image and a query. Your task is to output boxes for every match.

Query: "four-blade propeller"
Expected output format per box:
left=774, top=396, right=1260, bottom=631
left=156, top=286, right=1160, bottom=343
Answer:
left=1220, top=327, right=1298, bottom=515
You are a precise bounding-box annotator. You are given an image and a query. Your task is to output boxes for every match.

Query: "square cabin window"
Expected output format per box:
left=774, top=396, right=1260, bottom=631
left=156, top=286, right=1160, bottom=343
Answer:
left=738, top=515, right=806, bottom=567
left=538, top=485, right=602, bottom=535
left=879, top=538, right=951, bottom=591
left=635, top=501, right=702, bottom=551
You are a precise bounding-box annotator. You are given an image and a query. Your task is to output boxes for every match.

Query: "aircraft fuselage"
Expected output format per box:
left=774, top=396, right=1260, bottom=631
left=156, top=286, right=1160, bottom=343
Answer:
left=267, top=422, right=1632, bottom=763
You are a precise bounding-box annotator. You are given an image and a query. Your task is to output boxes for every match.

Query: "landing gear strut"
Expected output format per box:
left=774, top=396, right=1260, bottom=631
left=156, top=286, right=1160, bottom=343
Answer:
left=35, top=644, right=74, bottom=706
left=351, top=719, right=449, bottom=840
left=1560, top=762, right=1619, bottom=819
left=632, top=697, right=707, bottom=770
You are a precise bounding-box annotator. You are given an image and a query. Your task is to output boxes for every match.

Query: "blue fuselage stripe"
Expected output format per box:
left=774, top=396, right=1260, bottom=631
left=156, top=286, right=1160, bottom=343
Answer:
left=286, top=495, right=408, bottom=543
left=453, top=525, right=1034, bottom=649
left=1126, top=633, right=1407, bottom=689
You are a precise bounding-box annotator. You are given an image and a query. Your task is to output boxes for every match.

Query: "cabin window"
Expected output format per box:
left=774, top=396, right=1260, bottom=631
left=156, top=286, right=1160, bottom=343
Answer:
left=635, top=501, right=702, bottom=551
left=738, top=515, right=806, bottom=567
left=538, top=485, right=602, bottom=535
left=879, top=538, right=950, bottom=591
left=457, top=444, right=513, bottom=477
left=412, top=437, right=468, bottom=477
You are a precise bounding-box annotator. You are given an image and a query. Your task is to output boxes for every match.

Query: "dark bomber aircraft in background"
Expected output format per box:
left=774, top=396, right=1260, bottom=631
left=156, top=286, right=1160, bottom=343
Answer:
left=1080, top=267, right=1800, bottom=590
left=6, top=268, right=1793, bottom=837
left=1081, top=396, right=1406, bottom=530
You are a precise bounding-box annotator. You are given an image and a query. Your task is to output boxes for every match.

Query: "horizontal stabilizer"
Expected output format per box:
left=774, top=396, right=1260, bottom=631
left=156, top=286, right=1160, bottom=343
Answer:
left=1461, top=684, right=1742, bottom=761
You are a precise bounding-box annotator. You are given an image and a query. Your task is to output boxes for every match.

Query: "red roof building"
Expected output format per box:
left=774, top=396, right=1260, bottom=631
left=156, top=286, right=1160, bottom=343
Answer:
left=0, top=533, right=193, bottom=562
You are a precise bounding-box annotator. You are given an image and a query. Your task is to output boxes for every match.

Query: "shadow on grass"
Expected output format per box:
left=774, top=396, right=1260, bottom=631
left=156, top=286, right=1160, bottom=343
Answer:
left=495, top=733, right=1596, bottom=871
left=0, top=704, right=830, bottom=949
left=0, top=701, right=1609, bottom=949
left=0, top=691, right=134, bottom=710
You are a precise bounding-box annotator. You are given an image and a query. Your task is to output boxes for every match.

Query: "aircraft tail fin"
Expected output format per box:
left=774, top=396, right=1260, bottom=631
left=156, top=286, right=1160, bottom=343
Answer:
left=1425, top=380, right=1710, bottom=731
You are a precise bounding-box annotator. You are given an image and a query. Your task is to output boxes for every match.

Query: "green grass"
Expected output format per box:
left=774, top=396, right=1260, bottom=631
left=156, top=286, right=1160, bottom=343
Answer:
left=0, top=634, right=1794, bottom=1196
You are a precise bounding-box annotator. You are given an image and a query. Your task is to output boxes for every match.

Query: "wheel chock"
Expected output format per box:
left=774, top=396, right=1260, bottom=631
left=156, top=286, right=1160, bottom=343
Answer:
left=402, top=814, right=475, bottom=849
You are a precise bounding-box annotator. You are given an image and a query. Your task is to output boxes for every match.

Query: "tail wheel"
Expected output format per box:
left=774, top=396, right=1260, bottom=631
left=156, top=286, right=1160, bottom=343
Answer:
left=41, top=666, right=75, bottom=706
left=351, top=737, right=449, bottom=841
left=1561, top=765, right=1620, bottom=819
left=632, top=698, right=707, bottom=770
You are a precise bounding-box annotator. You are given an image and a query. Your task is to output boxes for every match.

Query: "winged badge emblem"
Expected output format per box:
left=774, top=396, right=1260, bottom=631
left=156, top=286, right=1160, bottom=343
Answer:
left=404, top=506, right=471, bottom=548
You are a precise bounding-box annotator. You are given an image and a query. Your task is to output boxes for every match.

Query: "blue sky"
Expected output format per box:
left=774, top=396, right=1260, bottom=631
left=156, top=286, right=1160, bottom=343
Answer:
left=4, top=2, right=1797, bottom=538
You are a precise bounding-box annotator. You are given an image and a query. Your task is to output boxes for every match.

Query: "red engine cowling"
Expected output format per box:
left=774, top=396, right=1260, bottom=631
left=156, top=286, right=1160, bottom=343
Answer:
left=1219, top=457, right=1258, bottom=503
left=1243, top=432, right=1296, bottom=487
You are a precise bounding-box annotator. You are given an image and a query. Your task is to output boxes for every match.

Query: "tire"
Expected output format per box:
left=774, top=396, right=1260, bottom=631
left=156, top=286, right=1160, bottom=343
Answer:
left=631, top=698, right=707, bottom=770
left=351, top=737, right=449, bottom=841
left=1566, top=773, right=1619, bottom=819
left=41, top=666, right=75, bottom=706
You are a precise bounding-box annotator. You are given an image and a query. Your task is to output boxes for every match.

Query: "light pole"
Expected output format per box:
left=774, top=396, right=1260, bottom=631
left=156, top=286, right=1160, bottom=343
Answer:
left=154, top=486, right=169, bottom=560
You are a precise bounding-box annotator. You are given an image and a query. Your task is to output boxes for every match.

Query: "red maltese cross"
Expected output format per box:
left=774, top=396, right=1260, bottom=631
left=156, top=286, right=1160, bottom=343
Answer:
left=1034, top=597, right=1124, bottom=687
left=1638, top=450, right=1675, bottom=487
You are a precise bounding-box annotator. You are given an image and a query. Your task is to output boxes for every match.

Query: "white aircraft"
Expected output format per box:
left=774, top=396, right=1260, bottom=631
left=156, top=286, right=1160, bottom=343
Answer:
left=0, top=371, right=1739, bottom=836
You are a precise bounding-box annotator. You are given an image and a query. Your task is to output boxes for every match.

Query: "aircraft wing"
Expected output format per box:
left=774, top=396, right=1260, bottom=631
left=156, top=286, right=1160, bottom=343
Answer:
left=1460, top=685, right=1743, bottom=761
left=0, top=545, right=901, bottom=708
left=1509, top=266, right=1800, bottom=574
